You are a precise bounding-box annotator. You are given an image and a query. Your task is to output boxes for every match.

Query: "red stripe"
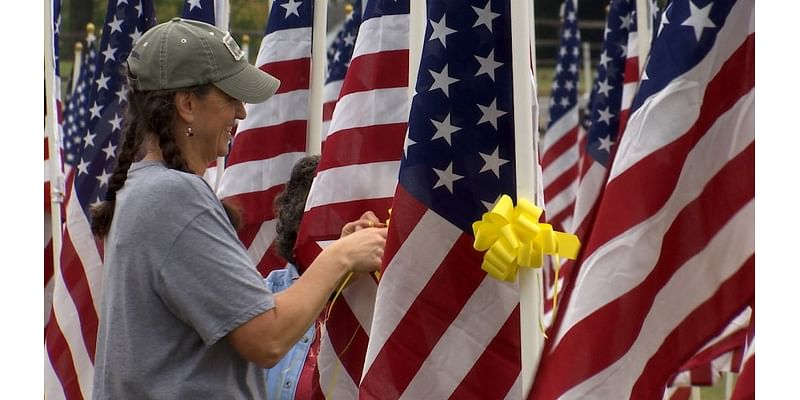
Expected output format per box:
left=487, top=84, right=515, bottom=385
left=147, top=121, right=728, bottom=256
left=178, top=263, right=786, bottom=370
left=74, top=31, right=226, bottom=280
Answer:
left=688, top=365, right=714, bottom=386
left=45, top=316, right=85, bottom=400
left=531, top=141, right=754, bottom=399
left=731, top=354, right=754, bottom=400
left=254, top=241, right=285, bottom=278
left=449, top=306, right=521, bottom=399
left=61, top=229, right=99, bottom=361
left=261, top=58, right=310, bottom=94
left=360, top=233, right=485, bottom=399
left=226, top=122, right=307, bottom=166
left=45, top=182, right=52, bottom=213
left=680, top=329, right=747, bottom=373
left=585, top=34, right=754, bottom=258
left=326, top=297, right=371, bottom=386
left=45, top=137, right=50, bottom=160
left=382, top=186, right=431, bottom=275
left=340, top=50, right=409, bottom=97
left=541, top=125, right=579, bottom=167
left=46, top=237, right=55, bottom=287
left=295, top=198, right=394, bottom=271
left=623, top=57, right=639, bottom=84
left=317, top=123, right=407, bottom=172
left=224, top=184, right=285, bottom=226
left=323, top=100, right=336, bottom=121
left=631, top=256, right=754, bottom=397
left=670, top=387, right=691, bottom=400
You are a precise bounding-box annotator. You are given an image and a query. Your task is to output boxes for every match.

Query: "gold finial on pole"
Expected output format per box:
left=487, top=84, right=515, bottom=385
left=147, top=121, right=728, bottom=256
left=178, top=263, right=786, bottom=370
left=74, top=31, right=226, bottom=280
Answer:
left=242, top=34, right=250, bottom=45
left=75, top=41, right=83, bottom=52
left=344, top=3, right=353, bottom=14
left=86, top=22, right=95, bottom=35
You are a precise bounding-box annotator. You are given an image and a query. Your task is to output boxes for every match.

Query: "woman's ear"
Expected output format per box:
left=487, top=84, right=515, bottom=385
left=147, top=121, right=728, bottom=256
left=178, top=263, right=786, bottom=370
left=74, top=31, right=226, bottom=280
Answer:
left=174, top=91, right=195, bottom=124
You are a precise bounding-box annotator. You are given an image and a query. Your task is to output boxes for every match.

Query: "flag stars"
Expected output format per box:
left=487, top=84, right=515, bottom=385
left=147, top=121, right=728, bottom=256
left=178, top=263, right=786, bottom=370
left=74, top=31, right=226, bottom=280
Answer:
left=89, top=101, right=103, bottom=120
left=109, top=15, right=124, bottom=34
left=343, top=32, right=355, bottom=47
left=599, top=51, right=611, bottom=68
left=96, top=73, right=110, bottom=91
left=102, top=142, right=117, bottom=160
left=77, top=159, right=90, bottom=176
left=281, top=0, right=303, bottom=18
left=84, top=131, right=97, bottom=148
left=597, top=134, right=614, bottom=153
left=477, top=99, right=506, bottom=130
left=130, top=28, right=142, bottom=44
left=560, top=97, right=570, bottom=108
left=187, top=0, right=202, bottom=11
left=597, top=106, right=613, bottom=125
left=474, top=50, right=502, bottom=81
left=433, top=162, right=463, bottom=194
left=430, top=114, right=459, bottom=145
left=429, top=14, right=456, bottom=48
left=597, top=79, right=613, bottom=97
left=116, top=85, right=130, bottom=103
left=428, top=65, right=458, bottom=97
left=619, top=13, right=633, bottom=30
left=562, top=29, right=573, bottom=40
left=472, top=1, right=500, bottom=32
left=109, top=113, right=123, bottom=132
left=479, top=147, right=509, bottom=178
left=96, top=169, right=111, bottom=188
left=102, top=44, right=117, bottom=63
left=682, top=1, right=716, bottom=41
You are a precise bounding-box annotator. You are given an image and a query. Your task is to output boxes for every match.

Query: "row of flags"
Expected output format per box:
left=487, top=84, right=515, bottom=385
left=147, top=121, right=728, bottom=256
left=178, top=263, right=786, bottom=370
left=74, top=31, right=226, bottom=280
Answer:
left=44, top=0, right=755, bottom=399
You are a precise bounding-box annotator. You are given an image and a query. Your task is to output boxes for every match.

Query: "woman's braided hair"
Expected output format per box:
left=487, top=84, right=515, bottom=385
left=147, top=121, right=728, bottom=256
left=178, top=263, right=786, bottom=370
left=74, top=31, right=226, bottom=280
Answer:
left=273, top=155, right=320, bottom=265
left=90, top=81, right=241, bottom=237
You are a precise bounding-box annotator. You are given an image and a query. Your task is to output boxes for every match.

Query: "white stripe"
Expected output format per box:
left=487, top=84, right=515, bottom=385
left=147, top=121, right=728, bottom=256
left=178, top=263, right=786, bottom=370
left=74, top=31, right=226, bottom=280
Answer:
left=400, top=277, right=518, bottom=399
left=570, top=162, right=605, bottom=233
left=236, top=90, right=310, bottom=132
left=321, top=120, right=332, bottom=140
left=542, top=142, right=580, bottom=188
left=621, top=81, right=638, bottom=112
left=560, top=202, right=754, bottom=399
left=611, top=1, right=754, bottom=180
left=542, top=106, right=579, bottom=152
left=66, top=195, right=104, bottom=311
left=217, top=151, right=305, bottom=198
left=255, top=27, right=312, bottom=65
left=353, top=14, right=409, bottom=59
left=304, top=161, right=401, bottom=210
left=317, top=325, right=360, bottom=399
left=245, top=219, right=278, bottom=266
left=324, top=80, right=344, bottom=103
left=363, top=210, right=461, bottom=375
left=543, top=178, right=578, bottom=219
left=555, top=91, right=754, bottom=347
left=328, top=87, right=410, bottom=135
left=341, top=274, right=378, bottom=335
left=44, top=349, right=67, bottom=400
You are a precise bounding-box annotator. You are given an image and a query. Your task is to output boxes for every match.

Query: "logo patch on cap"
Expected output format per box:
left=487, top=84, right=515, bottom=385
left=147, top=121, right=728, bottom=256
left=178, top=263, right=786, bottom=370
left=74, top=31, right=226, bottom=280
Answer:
left=222, top=32, right=245, bottom=61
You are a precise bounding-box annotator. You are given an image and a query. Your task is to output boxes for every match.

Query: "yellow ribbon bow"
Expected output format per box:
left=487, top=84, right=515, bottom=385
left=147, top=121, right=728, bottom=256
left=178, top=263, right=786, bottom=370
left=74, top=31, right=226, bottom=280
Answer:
left=472, top=194, right=581, bottom=282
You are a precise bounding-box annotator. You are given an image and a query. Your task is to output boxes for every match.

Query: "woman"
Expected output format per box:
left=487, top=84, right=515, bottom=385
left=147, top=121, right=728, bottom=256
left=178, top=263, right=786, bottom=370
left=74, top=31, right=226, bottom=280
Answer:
left=89, top=18, right=386, bottom=399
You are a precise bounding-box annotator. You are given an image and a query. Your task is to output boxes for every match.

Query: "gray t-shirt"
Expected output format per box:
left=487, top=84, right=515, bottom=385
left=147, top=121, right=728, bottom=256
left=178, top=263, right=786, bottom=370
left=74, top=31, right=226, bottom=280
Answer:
left=93, top=161, right=275, bottom=399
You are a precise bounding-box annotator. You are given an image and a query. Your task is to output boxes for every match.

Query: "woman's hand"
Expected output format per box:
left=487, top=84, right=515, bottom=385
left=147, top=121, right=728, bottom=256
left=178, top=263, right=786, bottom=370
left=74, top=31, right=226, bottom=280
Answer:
left=329, top=225, right=387, bottom=273
left=340, top=211, right=385, bottom=237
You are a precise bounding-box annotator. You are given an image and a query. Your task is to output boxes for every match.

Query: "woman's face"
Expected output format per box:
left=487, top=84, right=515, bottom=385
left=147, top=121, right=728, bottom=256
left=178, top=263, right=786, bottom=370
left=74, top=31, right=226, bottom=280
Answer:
left=191, top=86, right=246, bottom=161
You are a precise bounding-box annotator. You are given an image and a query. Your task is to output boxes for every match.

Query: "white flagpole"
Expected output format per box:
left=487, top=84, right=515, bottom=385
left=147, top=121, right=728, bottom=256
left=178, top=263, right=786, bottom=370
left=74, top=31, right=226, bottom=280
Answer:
left=71, top=42, right=83, bottom=95
left=635, top=0, right=651, bottom=75
left=511, top=0, right=543, bottom=396
left=241, top=34, right=251, bottom=61
left=213, top=0, right=232, bottom=191
left=408, top=0, right=425, bottom=98
left=307, top=0, right=327, bottom=155
left=582, top=41, right=591, bottom=102
left=44, top=0, right=64, bottom=303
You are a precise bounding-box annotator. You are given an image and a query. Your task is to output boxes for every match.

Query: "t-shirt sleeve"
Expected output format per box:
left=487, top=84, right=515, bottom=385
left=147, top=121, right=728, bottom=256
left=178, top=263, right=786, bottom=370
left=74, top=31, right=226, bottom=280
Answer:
left=155, top=207, right=275, bottom=346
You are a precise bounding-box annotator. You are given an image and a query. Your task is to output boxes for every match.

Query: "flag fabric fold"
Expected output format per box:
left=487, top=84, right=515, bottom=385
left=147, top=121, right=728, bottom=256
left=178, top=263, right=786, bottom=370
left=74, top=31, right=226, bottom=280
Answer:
left=217, top=0, right=314, bottom=277
left=359, top=0, right=524, bottom=398
left=531, top=0, right=755, bottom=398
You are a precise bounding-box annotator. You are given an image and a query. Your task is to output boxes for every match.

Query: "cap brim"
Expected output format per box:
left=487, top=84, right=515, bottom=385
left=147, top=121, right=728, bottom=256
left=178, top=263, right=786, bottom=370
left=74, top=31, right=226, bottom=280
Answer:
left=214, top=63, right=281, bottom=104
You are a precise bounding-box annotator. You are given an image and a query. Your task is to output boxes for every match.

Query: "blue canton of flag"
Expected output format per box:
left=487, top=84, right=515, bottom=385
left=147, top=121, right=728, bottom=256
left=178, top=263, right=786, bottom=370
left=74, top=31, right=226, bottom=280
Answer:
left=547, top=0, right=580, bottom=130
left=634, top=0, right=733, bottom=112
left=325, top=0, right=362, bottom=83
left=181, top=0, right=215, bottom=25
left=63, top=33, right=99, bottom=166
left=75, top=0, right=156, bottom=213
left=583, top=0, right=635, bottom=167
left=401, top=0, right=515, bottom=232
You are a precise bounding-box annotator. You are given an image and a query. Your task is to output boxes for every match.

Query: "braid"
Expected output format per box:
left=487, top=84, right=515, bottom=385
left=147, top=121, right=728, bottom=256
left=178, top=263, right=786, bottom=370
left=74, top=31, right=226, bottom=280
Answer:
left=274, top=155, right=320, bottom=264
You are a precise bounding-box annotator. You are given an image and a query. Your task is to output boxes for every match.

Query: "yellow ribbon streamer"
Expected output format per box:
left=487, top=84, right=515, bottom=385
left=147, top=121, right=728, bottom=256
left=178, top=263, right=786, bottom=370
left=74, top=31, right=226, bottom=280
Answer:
left=472, top=195, right=581, bottom=331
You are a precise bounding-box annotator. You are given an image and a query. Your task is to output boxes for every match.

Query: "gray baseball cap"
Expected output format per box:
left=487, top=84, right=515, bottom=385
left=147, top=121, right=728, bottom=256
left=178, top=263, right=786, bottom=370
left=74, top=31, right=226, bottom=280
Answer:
left=127, top=17, right=280, bottom=104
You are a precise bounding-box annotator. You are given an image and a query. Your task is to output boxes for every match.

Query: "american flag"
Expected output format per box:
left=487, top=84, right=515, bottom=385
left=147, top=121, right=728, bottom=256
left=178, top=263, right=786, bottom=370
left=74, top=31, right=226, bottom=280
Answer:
left=45, top=0, right=65, bottom=331
left=62, top=29, right=98, bottom=168
left=541, top=0, right=581, bottom=235
left=359, top=0, right=523, bottom=398
left=530, top=0, right=754, bottom=398
left=217, top=0, right=313, bottom=277
left=321, top=0, right=362, bottom=141
left=44, top=1, right=156, bottom=398
left=180, top=0, right=230, bottom=189
left=731, top=330, right=754, bottom=400
left=296, top=0, right=408, bottom=397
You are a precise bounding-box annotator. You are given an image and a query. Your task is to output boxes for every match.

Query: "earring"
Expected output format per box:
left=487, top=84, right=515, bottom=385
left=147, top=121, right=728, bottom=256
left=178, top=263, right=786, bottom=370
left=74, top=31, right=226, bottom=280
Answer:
left=186, top=127, right=194, bottom=137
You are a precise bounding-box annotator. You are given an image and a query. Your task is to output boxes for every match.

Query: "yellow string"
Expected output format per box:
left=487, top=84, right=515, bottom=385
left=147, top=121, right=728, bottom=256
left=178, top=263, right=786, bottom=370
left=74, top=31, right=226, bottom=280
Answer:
left=535, top=272, right=548, bottom=339
left=551, top=255, right=561, bottom=321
